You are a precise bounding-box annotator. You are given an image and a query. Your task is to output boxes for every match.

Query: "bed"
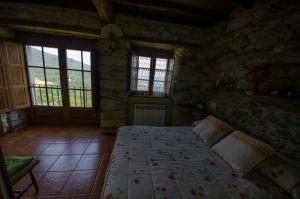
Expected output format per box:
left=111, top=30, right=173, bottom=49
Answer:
left=101, top=126, right=291, bottom=199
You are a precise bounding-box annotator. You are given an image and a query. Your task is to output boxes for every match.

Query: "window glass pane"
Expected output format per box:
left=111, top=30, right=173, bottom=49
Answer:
left=138, top=56, right=151, bottom=68
left=131, top=55, right=138, bottom=68
left=47, top=87, right=62, bottom=107
left=34, top=87, right=48, bottom=106
left=67, top=49, right=82, bottom=70
left=46, top=69, right=61, bottom=87
left=154, top=70, right=166, bottom=81
left=28, top=67, right=45, bottom=86
left=155, top=58, right=168, bottom=70
left=153, top=81, right=165, bottom=93
left=138, top=68, right=150, bottom=80
left=68, top=70, right=83, bottom=89
left=169, top=59, right=175, bottom=71
left=82, top=51, right=91, bottom=71
left=69, top=89, right=86, bottom=107
left=85, top=90, right=92, bottom=108
left=137, top=80, right=149, bottom=91
left=31, top=88, right=37, bottom=105
left=26, top=46, right=43, bottom=66
left=44, top=47, right=59, bottom=68
left=84, top=72, right=91, bottom=89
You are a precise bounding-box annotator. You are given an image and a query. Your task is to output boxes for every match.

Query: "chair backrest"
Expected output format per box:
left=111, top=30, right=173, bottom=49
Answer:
left=0, top=146, right=15, bottom=199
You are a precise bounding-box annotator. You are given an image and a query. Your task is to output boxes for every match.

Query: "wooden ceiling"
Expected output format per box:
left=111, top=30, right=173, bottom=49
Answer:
left=2, top=0, right=254, bottom=27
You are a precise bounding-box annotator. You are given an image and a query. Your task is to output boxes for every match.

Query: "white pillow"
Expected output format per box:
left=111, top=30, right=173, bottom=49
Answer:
left=192, top=115, right=233, bottom=146
left=212, top=131, right=274, bottom=176
left=256, top=154, right=300, bottom=198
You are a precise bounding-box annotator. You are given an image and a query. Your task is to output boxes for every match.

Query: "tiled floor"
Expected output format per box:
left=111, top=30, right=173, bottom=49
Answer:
left=0, top=125, right=116, bottom=199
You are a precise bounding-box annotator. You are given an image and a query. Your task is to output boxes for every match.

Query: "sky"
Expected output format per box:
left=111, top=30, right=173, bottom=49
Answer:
left=32, top=46, right=90, bottom=65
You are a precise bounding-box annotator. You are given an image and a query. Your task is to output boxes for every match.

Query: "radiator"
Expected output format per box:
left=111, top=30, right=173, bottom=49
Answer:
left=133, top=104, right=167, bottom=126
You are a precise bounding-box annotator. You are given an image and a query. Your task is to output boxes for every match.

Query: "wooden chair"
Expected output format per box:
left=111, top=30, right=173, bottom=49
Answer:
left=0, top=146, right=39, bottom=199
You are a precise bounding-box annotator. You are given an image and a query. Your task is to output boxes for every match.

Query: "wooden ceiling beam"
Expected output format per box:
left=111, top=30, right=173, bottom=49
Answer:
left=112, top=0, right=228, bottom=19
left=0, top=18, right=101, bottom=39
left=92, top=0, right=113, bottom=23
left=113, top=0, right=228, bottom=26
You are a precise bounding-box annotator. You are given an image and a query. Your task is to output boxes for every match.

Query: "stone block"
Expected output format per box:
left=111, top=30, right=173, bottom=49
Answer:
left=100, top=79, right=127, bottom=91
left=101, top=98, right=126, bottom=111
left=110, top=110, right=126, bottom=119
left=101, top=119, right=125, bottom=128
left=100, top=56, right=128, bottom=67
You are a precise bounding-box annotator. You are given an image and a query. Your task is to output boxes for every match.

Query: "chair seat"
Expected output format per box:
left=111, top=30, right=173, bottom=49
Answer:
left=4, top=156, right=39, bottom=185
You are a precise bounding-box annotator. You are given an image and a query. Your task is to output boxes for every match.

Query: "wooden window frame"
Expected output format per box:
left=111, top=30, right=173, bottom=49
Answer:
left=17, top=32, right=99, bottom=110
left=130, top=47, right=174, bottom=97
left=66, top=49, right=92, bottom=108
left=26, top=46, right=62, bottom=107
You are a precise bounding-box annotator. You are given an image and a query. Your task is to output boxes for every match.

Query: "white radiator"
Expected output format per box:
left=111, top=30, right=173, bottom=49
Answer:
left=133, top=104, right=166, bottom=126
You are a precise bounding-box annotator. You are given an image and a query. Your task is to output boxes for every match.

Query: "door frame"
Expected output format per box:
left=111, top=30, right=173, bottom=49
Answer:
left=16, top=31, right=99, bottom=125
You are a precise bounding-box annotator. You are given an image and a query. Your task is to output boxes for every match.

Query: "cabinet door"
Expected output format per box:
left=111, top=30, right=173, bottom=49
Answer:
left=2, top=41, right=30, bottom=109
left=0, top=42, right=10, bottom=113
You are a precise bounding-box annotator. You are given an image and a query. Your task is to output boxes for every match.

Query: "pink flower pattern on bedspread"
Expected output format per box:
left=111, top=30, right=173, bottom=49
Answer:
left=102, top=126, right=290, bottom=199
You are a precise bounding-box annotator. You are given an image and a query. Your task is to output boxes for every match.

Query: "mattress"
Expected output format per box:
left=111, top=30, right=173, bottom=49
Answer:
left=102, top=126, right=290, bottom=199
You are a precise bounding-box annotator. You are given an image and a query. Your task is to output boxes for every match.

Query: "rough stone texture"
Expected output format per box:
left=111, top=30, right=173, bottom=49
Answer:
left=98, top=16, right=213, bottom=131
left=0, top=26, right=15, bottom=39
left=194, top=0, right=300, bottom=164
left=115, top=15, right=211, bottom=46
left=1, top=111, right=28, bottom=132
left=171, top=47, right=209, bottom=125
left=98, top=38, right=130, bottom=132
left=0, top=3, right=103, bottom=31
left=204, top=90, right=300, bottom=164
left=1, top=113, right=10, bottom=133
left=0, top=1, right=299, bottom=164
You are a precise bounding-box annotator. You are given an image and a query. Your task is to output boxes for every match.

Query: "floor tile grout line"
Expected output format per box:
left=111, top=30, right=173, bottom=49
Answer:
left=15, top=138, right=40, bottom=156
left=60, top=139, right=103, bottom=195
left=56, top=169, right=74, bottom=195
left=44, top=155, right=61, bottom=173
left=36, top=143, right=51, bottom=156
left=82, top=139, right=94, bottom=155
left=56, top=141, right=88, bottom=195
left=91, top=165, right=103, bottom=194
left=1, top=127, right=113, bottom=199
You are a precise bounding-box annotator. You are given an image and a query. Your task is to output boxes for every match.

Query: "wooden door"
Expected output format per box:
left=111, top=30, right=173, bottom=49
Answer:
left=2, top=41, right=30, bottom=109
left=0, top=41, right=10, bottom=113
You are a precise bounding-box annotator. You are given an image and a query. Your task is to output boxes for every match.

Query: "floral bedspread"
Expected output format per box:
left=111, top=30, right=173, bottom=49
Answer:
left=102, top=126, right=290, bottom=199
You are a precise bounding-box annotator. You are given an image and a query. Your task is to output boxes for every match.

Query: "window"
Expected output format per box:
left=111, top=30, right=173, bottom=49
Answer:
left=26, top=45, right=62, bottom=106
left=25, top=46, right=93, bottom=108
left=130, top=50, right=175, bottom=96
left=66, top=49, right=92, bottom=108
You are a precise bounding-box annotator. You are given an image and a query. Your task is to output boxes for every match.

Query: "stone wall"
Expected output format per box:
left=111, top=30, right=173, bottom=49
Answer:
left=99, top=16, right=212, bottom=131
left=0, top=3, right=102, bottom=31
left=115, top=15, right=211, bottom=46
left=171, top=47, right=209, bottom=125
left=98, top=38, right=130, bottom=132
left=1, top=111, right=28, bottom=133
left=204, top=90, right=300, bottom=164
left=1, top=3, right=213, bottom=132
left=1, top=2, right=300, bottom=166
left=196, top=0, right=300, bottom=164
left=0, top=26, right=15, bottom=39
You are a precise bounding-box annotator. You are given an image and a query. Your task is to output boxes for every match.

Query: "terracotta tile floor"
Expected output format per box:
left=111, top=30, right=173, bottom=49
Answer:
left=0, top=125, right=116, bottom=199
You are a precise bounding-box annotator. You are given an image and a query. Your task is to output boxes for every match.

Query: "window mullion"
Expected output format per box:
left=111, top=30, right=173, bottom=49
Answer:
left=41, top=47, right=50, bottom=106
left=81, top=51, right=86, bottom=108
left=136, top=56, right=139, bottom=92
left=164, top=59, right=170, bottom=96
left=149, top=54, right=155, bottom=96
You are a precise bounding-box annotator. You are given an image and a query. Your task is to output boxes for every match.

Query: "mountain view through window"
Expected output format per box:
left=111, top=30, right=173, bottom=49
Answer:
left=26, top=46, right=92, bottom=107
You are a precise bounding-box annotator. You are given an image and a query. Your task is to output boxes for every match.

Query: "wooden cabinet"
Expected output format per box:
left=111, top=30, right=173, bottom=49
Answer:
left=0, top=40, right=30, bottom=113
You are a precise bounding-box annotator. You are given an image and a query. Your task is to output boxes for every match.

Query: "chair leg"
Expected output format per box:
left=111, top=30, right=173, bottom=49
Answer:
left=29, top=171, right=39, bottom=192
